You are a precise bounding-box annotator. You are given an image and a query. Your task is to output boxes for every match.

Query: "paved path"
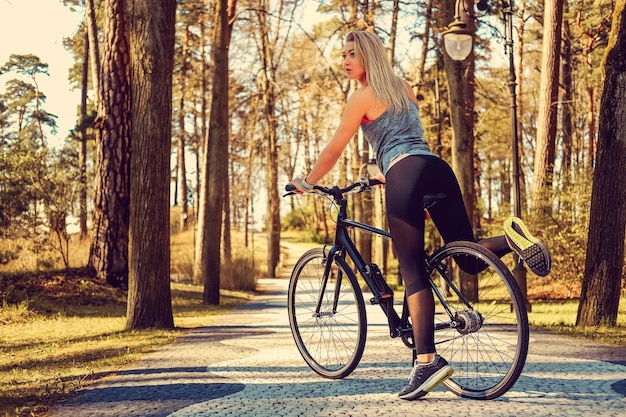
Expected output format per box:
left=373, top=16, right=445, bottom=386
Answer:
left=51, top=246, right=626, bottom=416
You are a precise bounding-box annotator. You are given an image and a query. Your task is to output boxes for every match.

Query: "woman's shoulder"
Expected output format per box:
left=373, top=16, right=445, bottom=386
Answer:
left=347, top=85, right=377, bottom=110
left=399, top=79, right=419, bottom=106
left=350, top=84, right=374, bottom=100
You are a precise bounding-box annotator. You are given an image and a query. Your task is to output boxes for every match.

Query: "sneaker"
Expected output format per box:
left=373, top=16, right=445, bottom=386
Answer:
left=398, top=355, right=454, bottom=400
left=504, top=216, right=552, bottom=276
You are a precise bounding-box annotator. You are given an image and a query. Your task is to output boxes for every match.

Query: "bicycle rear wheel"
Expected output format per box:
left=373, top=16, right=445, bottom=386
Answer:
left=288, top=248, right=367, bottom=379
left=429, top=241, right=529, bottom=400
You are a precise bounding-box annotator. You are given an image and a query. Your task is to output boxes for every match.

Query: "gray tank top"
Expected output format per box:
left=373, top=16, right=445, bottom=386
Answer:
left=361, top=101, right=435, bottom=174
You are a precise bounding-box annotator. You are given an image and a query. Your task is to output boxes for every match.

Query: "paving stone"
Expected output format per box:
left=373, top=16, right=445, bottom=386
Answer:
left=51, top=272, right=626, bottom=417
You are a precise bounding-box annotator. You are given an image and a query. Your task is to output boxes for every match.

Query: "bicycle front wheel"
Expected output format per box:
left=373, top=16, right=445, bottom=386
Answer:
left=429, top=241, right=529, bottom=400
left=288, top=248, right=367, bottom=379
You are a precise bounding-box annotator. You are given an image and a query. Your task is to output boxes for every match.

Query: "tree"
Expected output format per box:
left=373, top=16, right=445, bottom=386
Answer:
left=576, top=0, right=626, bottom=328
left=0, top=55, right=60, bottom=256
left=531, top=0, right=564, bottom=214
left=573, top=0, right=613, bottom=170
left=195, top=0, right=236, bottom=304
left=250, top=0, right=298, bottom=278
left=63, top=0, right=101, bottom=241
left=125, top=0, right=177, bottom=329
left=442, top=0, right=477, bottom=224
left=175, top=21, right=191, bottom=232
left=78, top=28, right=90, bottom=241
left=257, top=0, right=280, bottom=278
left=88, top=0, right=131, bottom=288
left=0, top=54, right=52, bottom=146
left=414, top=0, right=435, bottom=87
left=85, top=0, right=102, bottom=106
left=442, top=0, right=478, bottom=299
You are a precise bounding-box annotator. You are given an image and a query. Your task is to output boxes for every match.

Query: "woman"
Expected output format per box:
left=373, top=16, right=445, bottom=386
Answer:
left=289, top=30, right=551, bottom=400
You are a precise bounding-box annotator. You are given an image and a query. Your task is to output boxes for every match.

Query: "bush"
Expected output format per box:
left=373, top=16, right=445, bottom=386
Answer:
left=282, top=205, right=333, bottom=244
left=281, top=208, right=308, bottom=230
left=0, top=299, right=36, bottom=324
left=170, top=248, right=195, bottom=283
left=221, top=250, right=259, bottom=291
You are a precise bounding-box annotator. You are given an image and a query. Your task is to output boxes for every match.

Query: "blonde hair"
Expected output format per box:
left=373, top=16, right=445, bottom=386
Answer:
left=346, top=31, right=412, bottom=114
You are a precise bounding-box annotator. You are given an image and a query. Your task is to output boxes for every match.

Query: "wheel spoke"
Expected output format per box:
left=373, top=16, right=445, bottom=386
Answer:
left=288, top=249, right=367, bottom=379
left=432, top=242, right=529, bottom=399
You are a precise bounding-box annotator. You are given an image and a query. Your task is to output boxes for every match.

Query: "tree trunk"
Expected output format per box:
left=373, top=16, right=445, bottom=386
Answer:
left=415, top=0, right=433, bottom=86
left=125, top=0, right=176, bottom=329
left=244, top=128, right=255, bottom=248
left=443, top=0, right=476, bottom=226
left=223, top=171, right=232, bottom=264
left=388, top=0, right=400, bottom=68
left=88, top=0, right=131, bottom=288
left=79, top=29, right=89, bottom=241
left=532, top=0, right=563, bottom=215
left=195, top=0, right=235, bottom=304
left=561, top=19, right=573, bottom=180
left=85, top=0, right=101, bottom=106
left=264, top=99, right=280, bottom=278
left=442, top=0, right=477, bottom=300
left=576, top=0, right=626, bottom=327
left=350, top=137, right=362, bottom=258
left=197, top=15, right=208, bottom=219
left=177, top=25, right=190, bottom=232
left=586, top=86, right=596, bottom=169
left=256, top=0, right=280, bottom=278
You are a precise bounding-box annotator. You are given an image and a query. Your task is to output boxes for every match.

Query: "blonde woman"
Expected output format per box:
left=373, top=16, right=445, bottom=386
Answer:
left=289, top=30, right=550, bottom=400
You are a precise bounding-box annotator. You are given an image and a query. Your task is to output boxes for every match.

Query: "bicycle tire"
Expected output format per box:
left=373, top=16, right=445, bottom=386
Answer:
left=288, top=248, right=367, bottom=379
left=429, top=241, right=529, bottom=400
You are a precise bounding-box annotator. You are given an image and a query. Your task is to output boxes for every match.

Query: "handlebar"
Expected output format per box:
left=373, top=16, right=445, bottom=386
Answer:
left=285, top=179, right=446, bottom=211
left=284, top=178, right=384, bottom=199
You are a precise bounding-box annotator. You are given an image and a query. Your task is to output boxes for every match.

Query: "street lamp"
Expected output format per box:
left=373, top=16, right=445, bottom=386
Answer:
left=442, top=0, right=473, bottom=60
left=443, top=0, right=529, bottom=307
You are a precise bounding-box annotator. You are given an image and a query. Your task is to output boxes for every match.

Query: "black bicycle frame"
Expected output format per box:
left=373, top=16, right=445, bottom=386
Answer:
left=314, top=188, right=466, bottom=341
left=315, top=191, right=406, bottom=337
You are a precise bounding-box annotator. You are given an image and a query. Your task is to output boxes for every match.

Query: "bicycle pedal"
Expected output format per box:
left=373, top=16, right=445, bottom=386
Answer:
left=367, top=264, right=394, bottom=304
left=370, top=294, right=393, bottom=305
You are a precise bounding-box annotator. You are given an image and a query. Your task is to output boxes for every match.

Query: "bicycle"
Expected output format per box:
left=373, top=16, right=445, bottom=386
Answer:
left=284, top=178, right=529, bottom=400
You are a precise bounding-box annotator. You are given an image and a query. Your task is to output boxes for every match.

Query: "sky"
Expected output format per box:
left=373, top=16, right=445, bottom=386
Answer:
left=0, top=0, right=84, bottom=146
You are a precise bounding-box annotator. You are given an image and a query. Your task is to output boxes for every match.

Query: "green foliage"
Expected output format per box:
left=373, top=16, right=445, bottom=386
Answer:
left=0, top=143, right=80, bottom=267
left=546, top=219, right=588, bottom=287
left=281, top=206, right=308, bottom=230
left=540, top=169, right=595, bottom=292
left=0, top=54, right=49, bottom=78
left=1, top=55, right=57, bottom=141
left=0, top=54, right=75, bottom=269
left=281, top=203, right=330, bottom=244
left=477, top=168, right=596, bottom=300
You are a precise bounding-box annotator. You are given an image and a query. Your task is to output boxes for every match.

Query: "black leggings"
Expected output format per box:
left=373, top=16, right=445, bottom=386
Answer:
left=385, top=155, right=510, bottom=354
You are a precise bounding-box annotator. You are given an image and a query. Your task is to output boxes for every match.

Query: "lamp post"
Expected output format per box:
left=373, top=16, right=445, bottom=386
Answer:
left=442, top=0, right=473, bottom=60
left=443, top=0, right=529, bottom=308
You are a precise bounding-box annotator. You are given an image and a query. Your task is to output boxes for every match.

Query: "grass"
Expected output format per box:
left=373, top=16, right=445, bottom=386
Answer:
left=0, top=273, right=254, bottom=417
left=0, top=220, right=266, bottom=417
left=527, top=297, right=626, bottom=347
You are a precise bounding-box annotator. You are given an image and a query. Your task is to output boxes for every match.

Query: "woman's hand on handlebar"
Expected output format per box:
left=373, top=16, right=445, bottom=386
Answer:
left=370, top=172, right=386, bottom=187
left=287, top=177, right=306, bottom=193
